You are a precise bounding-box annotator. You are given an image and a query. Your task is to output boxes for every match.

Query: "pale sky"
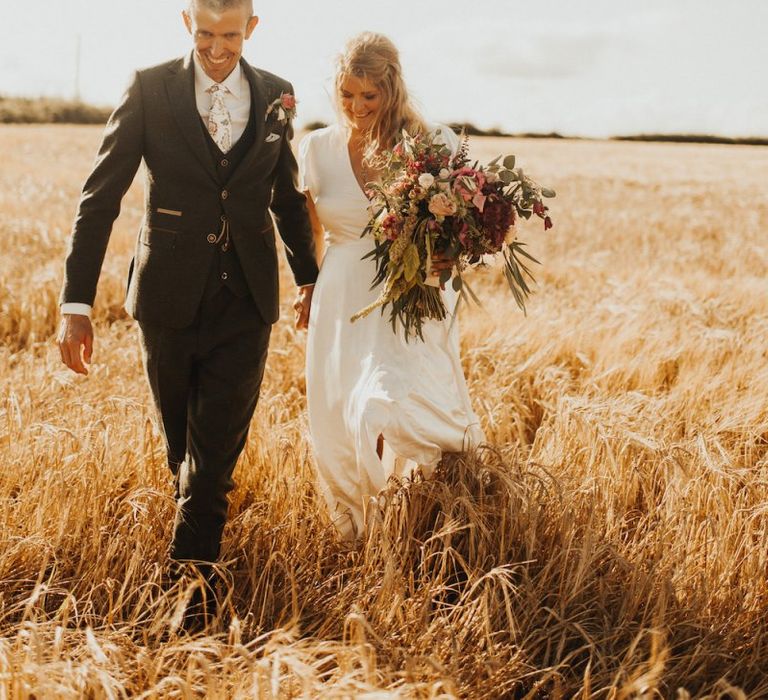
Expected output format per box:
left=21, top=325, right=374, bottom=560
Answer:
left=2, top=0, right=766, bottom=138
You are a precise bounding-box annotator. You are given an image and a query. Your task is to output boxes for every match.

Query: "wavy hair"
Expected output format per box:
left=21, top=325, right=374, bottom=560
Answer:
left=335, top=32, right=426, bottom=163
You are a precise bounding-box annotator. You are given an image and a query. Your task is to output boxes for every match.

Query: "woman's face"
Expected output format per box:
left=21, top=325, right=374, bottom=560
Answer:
left=339, top=75, right=383, bottom=133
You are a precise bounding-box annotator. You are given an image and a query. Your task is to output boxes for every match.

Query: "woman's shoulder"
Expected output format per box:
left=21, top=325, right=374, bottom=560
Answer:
left=416, top=122, right=459, bottom=151
left=423, top=122, right=460, bottom=151
left=300, top=123, right=343, bottom=152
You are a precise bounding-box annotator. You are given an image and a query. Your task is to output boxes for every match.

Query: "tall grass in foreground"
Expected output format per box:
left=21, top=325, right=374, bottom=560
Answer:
left=0, top=125, right=767, bottom=697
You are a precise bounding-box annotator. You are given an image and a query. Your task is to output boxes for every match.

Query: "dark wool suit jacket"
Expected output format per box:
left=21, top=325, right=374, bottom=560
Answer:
left=60, top=52, right=318, bottom=327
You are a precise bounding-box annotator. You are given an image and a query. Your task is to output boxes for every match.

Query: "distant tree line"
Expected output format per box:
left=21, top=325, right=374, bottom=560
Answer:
left=2, top=102, right=765, bottom=146
left=0, top=96, right=113, bottom=124
left=306, top=120, right=767, bottom=146
left=612, top=133, right=768, bottom=146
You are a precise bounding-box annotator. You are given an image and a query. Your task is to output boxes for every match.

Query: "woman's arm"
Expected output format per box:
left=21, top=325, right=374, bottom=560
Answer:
left=292, top=191, right=324, bottom=331
left=304, top=190, right=326, bottom=265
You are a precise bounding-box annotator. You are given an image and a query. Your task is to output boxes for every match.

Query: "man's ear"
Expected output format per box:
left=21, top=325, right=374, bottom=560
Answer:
left=245, top=15, right=259, bottom=40
left=182, top=10, right=193, bottom=35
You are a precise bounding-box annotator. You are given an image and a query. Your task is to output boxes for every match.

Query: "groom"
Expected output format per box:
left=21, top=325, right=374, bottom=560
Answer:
left=57, top=0, right=318, bottom=572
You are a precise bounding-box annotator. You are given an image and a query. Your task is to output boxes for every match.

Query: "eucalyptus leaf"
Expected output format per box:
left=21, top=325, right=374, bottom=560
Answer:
left=439, top=269, right=452, bottom=285
left=511, top=243, right=541, bottom=265
left=500, top=170, right=517, bottom=184
left=452, top=275, right=463, bottom=292
left=403, top=244, right=420, bottom=282
left=503, top=155, right=516, bottom=169
left=541, top=187, right=556, bottom=198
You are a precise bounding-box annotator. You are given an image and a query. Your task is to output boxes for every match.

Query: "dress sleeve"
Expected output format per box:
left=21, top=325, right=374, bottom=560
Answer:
left=297, top=131, right=315, bottom=195
left=432, top=123, right=460, bottom=155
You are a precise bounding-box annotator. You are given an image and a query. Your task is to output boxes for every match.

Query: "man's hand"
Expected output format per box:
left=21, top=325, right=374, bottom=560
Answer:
left=293, top=285, right=315, bottom=331
left=57, top=314, right=94, bottom=375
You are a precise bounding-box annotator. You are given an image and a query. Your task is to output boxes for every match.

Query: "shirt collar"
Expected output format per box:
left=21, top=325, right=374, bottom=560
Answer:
left=192, top=52, right=244, bottom=99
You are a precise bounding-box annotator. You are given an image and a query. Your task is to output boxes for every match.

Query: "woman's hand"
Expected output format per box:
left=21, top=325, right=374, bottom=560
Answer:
left=294, top=284, right=315, bottom=330
left=430, top=252, right=453, bottom=289
left=430, top=252, right=453, bottom=277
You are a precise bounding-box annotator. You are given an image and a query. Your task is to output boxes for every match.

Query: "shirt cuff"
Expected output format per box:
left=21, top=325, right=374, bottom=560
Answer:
left=61, top=303, right=93, bottom=318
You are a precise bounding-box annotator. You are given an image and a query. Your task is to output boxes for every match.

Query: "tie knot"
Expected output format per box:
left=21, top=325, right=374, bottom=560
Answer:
left=208, top=83, right=227, bottom=95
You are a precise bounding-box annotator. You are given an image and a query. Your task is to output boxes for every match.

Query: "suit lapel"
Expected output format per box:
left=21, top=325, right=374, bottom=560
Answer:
left=228, top=60, right=268, bottom=186
left=165, top=52, right=218, bottom=182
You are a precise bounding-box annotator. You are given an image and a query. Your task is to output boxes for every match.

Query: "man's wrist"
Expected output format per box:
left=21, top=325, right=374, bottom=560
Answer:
left=61, top=303, right=93, bottom=318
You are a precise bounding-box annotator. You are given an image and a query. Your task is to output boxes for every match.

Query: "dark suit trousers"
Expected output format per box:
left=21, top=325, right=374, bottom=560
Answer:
left=138, top=286, right=271, bottom=563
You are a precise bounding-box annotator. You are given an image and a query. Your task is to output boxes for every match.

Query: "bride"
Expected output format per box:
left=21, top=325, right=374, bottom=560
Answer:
left=297, top=32, right=484, bottom=541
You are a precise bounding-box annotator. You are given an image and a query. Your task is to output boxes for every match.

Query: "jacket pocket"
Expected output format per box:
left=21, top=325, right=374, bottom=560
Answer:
left=141, top=226, right=177, bottom=249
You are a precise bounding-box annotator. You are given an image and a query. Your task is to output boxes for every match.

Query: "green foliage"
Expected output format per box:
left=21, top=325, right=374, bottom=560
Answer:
left=403, top=244, right=420, bottom=282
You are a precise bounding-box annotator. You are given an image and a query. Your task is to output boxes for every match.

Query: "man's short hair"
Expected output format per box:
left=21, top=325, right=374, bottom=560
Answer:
left=187, top=0, right=254, bottom=14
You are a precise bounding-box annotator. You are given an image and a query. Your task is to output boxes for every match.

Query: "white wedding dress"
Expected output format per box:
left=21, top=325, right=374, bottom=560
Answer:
left=299, top=123, right=484, bottom=540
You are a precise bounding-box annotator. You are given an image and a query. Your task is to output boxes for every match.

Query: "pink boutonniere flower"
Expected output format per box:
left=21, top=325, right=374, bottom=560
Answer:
left=265, top=92, right=298, bottom=123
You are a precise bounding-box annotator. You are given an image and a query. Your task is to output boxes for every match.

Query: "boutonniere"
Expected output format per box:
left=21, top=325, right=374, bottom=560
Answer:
left=265, top=93, right=297, bottom=123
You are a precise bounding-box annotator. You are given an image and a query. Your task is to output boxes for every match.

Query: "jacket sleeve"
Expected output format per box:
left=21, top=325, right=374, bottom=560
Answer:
left=60, top=71, right=145, bottom=306
left=268, top=83, right=319, bottom=287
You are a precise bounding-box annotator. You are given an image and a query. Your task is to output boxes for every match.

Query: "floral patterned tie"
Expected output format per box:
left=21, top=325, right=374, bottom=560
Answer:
left=207, top=84, right=232, bottom=153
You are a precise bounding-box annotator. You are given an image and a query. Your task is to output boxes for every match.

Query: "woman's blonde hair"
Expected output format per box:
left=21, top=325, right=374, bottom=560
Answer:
left=335, top=32, right=426, bottom=161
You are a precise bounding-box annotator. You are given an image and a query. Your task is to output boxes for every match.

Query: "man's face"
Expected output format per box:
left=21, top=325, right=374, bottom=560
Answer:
left=182, top=3, right=259, bottom=83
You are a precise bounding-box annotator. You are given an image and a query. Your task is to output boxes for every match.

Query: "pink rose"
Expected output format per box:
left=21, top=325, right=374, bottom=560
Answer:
left=472, top=192, right=487, bottom=212
left=452, top=167, right=486, bottom=187
left=428, top=193, right=458, bottom=217
left=452, top=167, right=486, bottom=202
left=281, top=93, right=296, bottom=110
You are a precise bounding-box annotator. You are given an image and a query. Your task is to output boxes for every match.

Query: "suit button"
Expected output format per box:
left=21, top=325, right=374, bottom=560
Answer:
left=221, top=272, right=229, bottom=280
left=207, top=233, right=217, bottom=243
left=221, top=190, right=229, bottom=199
left=221, top=159, right=229, bottom=167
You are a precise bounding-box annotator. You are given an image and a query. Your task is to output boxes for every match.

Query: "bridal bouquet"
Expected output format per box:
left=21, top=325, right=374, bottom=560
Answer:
left=351, top=128, right=555, bottom=340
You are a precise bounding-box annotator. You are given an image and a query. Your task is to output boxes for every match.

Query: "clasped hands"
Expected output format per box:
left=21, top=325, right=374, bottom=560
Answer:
left=293, top=284, right=314, bottom=330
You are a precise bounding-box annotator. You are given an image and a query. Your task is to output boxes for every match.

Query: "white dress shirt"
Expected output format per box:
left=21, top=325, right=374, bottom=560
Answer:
left=192, top=52, right=252, bottom=146
left=62, top=55, right=253, bottom=318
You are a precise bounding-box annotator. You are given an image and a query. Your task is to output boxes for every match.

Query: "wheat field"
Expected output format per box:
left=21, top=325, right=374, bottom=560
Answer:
left=0, top=124, right=767, bottom=698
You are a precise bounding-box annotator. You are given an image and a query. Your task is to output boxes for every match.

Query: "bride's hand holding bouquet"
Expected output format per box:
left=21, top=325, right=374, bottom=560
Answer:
left=352, top=128, right=555, bottom=340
